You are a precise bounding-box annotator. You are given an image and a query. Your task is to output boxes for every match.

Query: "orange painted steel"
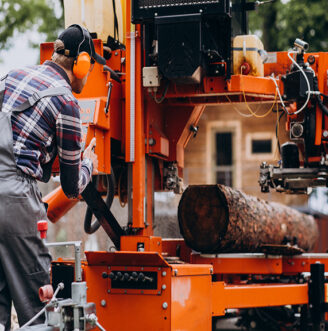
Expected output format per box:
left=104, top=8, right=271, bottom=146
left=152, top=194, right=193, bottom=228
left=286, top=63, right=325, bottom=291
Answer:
left=191, top=253, right=283, bottom=274
left=283, top=254, right=328, bottom=273
left=212, top=282, right=309, bottom=315
left=132, top=23, right=146, bottom=230
left=43, top=186, right=78, bottom=223
left=54, top=252, right=328, bottom=330
left=227, top=75, right=278, bottom=95
left=120, top=235, right=162, bottom=252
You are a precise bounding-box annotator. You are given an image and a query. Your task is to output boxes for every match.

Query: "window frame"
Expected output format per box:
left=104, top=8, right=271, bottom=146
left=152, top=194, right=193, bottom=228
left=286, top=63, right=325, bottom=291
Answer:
left=245, top=132, right=276, bottom=161
left=206, top=120, right=242, bottom=189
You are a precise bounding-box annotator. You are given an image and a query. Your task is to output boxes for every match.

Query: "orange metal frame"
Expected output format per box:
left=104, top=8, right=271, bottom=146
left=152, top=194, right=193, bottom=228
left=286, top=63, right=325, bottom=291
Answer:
left=40, top=11, right=328, bottom=330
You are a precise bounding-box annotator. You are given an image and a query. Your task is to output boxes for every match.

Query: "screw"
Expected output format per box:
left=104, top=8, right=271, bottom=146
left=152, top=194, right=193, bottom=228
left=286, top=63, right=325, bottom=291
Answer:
left=107, top=289, right=111, bottom=293
left=162, top=271, right=166, bottom=277
left=174, top=269, right=178, bottom=276
left=115, top=52, right=118, bottom=56
left=100, top=300, right=106, bottom=307
left=162, top=284, right=166, bottom=290
left=162, top=302, right=168, bottom=309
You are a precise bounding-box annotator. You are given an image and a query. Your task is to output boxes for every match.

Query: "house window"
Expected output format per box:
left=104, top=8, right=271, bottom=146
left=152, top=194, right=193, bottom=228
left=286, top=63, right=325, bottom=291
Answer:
left=213, top=131, right=234, bottom=187
left=246, top=132, right=276, bottom=160
left=252, top=139, right=272, bottom=154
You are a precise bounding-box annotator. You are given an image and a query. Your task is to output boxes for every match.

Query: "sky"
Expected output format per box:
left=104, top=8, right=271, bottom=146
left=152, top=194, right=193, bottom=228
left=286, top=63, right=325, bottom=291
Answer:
left=0, top=33, right=41, bottom=76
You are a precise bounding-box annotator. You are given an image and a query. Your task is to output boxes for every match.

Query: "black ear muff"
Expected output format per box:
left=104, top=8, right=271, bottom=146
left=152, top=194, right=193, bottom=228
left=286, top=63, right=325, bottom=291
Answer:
left=73, top=51, right=91, bottom=79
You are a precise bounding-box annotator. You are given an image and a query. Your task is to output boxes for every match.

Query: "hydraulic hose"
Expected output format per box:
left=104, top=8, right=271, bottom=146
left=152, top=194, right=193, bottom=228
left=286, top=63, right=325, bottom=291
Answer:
left=84, top=172, right=116, bottom=234
left=313, top=76, right=328, bottom=116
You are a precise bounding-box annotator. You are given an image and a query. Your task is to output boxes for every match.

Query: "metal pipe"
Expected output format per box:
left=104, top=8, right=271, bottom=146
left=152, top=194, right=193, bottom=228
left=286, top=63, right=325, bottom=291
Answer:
left=46, top=241, right=82, bottom=282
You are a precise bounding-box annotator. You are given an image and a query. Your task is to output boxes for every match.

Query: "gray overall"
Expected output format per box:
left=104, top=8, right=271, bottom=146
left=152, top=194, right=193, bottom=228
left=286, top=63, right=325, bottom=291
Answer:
left=0, top=81, right=69, bottom=330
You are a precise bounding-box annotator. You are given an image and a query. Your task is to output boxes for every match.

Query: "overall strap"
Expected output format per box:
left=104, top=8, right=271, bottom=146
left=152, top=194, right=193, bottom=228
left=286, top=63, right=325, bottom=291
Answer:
left=0, top=75, right=8, bottom=110
left=12, top=87, right=70, bottom=113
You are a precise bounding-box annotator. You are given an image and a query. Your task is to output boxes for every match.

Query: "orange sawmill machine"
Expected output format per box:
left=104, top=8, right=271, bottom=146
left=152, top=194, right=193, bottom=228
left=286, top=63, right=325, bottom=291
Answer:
left=27, top=0, right=328, bottom=330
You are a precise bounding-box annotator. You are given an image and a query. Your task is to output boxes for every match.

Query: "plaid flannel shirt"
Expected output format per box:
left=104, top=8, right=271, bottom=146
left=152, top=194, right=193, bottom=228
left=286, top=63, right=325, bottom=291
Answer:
left=2, top=61, right=92, bottom=198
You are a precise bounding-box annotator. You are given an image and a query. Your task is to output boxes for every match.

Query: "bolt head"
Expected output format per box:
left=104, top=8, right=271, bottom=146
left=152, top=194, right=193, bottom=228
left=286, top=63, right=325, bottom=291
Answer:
left=100, top=300, right=107, bottom=307
left=162, top=284, right=166, bottom=290
left=162, top=271, right=167, bottom=277
left=162, top=302, right=168, bottom=309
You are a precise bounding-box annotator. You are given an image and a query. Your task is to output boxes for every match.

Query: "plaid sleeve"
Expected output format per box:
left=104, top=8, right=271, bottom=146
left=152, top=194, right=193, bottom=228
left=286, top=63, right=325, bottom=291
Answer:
left=56, top=100, right=93, bottom=198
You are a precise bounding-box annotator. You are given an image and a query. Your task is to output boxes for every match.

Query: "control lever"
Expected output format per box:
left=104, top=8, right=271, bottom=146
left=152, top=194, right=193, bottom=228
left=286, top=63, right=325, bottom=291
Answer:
left=103, top=65, right=121, bottom=83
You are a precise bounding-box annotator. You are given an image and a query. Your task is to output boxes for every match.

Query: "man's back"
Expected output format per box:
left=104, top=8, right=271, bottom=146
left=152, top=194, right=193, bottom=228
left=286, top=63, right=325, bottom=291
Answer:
left=2, top=61, right=91, bottom=198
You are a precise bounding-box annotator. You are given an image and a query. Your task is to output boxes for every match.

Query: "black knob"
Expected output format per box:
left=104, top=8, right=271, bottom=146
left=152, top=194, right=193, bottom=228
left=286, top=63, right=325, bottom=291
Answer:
left=138, top=272, right=145, bottom=282
left=132, top=272, right=138, bottom=281
left=109, top=272, right=116, bottom=280
left=117, top=272, right=124, bottom=281
left=124, top=273, right=130, bottom=281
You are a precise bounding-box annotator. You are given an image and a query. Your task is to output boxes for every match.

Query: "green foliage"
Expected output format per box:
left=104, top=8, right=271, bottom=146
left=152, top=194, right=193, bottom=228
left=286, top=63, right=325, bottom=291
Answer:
left=249, top=0, right=328, bottom=52
left=0, top=0, right=64, bottom=50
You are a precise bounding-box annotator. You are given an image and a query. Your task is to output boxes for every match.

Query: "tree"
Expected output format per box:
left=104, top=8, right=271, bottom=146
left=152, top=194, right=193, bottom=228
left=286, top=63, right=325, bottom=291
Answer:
left=249, top=0, right=328, bottom=52
left=0, top=0, right=64, bottom=51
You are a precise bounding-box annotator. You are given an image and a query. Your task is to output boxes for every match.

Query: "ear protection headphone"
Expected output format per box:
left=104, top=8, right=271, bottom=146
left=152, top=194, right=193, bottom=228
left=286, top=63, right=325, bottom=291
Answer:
left=72, top=25, right=93, bottom=79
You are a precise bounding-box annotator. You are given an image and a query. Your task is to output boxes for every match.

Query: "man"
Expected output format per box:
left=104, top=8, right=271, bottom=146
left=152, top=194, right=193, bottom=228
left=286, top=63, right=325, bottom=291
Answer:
left=0, top=24, right=104, bottom=330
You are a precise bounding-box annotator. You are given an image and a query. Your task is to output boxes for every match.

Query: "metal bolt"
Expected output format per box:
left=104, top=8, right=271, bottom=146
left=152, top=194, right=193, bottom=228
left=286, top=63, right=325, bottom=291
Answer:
left=210, top=268, right=213, bottom=274
left=158, top=268, right=161, bottom=271
left=162, top=271, right=167, bottom=277
left=100, top=300, right=106, bottom=307
left=158, top=291, right=161, bottom=295
left=162, top=302, right=168, bottom=309
left=115, top=52, right=118, bottom=56
left=301, top=261, right=306, bottom=266
left=323, top=130, right=328, bottom=138
left=162, top=284, right=166, bottom=290
left=107, top=289, right=111, bottom=293
left=174, top=269, right=178, bottom=276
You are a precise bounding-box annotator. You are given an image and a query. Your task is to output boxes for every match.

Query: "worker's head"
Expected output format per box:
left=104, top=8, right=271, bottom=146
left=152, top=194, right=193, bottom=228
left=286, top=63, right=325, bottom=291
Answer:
left=52, top=24, right=106, bottom=93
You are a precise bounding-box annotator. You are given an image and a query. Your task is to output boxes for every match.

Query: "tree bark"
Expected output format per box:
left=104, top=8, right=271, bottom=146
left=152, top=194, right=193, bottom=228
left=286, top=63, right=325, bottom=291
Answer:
left=178, top=185, right=318, bottom=253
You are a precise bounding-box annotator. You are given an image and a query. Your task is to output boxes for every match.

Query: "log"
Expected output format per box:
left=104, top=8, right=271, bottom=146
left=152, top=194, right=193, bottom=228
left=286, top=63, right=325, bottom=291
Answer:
left=178, top=185, right=318, bottom=253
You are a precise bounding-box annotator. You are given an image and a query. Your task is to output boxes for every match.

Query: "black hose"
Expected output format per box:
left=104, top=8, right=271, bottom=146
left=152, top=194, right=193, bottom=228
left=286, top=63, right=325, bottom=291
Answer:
left=84, top=172, right=116, bottom=234
left=314, top=76, right=328, bottom=116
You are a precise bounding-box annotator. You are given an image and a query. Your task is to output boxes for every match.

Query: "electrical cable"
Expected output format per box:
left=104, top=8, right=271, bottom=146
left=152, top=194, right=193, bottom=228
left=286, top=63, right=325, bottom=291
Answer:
left=241, top=75, right=278, bottom=118
left=225, top=94, right=258, bottom=117
left=269, top=75, right=291, bottom=115
left=276, top=106, right=285, bottom=155
left=151, top=81, right=169, bottom=104
left=112, top=0, right=119, bottom=41
left=286, top=51, right=312, bottom=115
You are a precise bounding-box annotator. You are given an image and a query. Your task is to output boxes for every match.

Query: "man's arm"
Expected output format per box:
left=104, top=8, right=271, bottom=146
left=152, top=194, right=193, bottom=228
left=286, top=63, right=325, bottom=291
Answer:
left=56, top=100, right=93, bottom=198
